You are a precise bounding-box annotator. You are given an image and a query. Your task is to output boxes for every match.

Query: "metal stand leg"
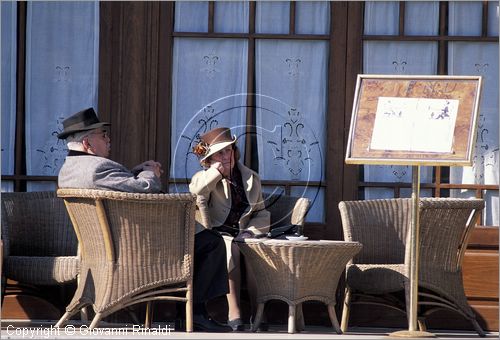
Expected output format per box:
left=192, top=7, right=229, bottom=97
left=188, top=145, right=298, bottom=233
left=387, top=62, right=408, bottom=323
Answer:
left=390, top=166, right=435, bottom=338
left=340, top=287, right=351, bottom=332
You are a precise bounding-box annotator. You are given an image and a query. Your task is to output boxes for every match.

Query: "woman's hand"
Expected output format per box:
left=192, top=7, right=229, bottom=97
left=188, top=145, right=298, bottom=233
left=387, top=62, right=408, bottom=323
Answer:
left=234, top=230, right=254, bottom=241
left=210, top=161, right=226, bottom=176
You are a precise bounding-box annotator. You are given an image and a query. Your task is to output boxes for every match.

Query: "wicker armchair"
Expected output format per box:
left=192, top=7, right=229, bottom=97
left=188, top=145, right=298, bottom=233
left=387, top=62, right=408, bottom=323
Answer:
left=338, top=197, right=485, bottom=336
left=1, top=191, right=79, bottom=302
left=55, top=189, right=196, bottom=331
left=262, top=192, right=310, bottom=234
left=194, top=192, right=310, bottom=235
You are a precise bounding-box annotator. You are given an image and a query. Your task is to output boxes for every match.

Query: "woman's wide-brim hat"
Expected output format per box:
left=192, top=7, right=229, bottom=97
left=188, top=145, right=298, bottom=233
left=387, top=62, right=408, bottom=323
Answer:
left=193, top=127, right=237, bottom=162
left=57, top=107, right=110, bottom=139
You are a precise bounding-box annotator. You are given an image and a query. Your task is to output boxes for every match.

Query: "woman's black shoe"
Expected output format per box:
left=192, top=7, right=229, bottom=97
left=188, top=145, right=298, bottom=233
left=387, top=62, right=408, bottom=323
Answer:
left=193, top=314, right=232, bottom=332
left=256, top=322, right=269, bottom=332
left=228, top=318, right=245, bottom=332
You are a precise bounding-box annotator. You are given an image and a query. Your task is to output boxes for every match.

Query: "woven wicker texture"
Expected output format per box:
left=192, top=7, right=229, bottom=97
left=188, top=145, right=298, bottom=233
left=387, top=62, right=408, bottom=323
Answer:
left=339, top=197, right=485, bottom=336
left=55, top=189, right=196, bottom=331
left=238, top=239, right=362, bottom=333
left=1, top=191, right=79, bottom=285
left=262, top=193, right=310, bottom=229
left=195, top=192, right=310, bottom=233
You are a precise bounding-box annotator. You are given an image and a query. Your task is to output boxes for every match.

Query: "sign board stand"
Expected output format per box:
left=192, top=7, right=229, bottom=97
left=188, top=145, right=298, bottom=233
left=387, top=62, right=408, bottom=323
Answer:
left=391, top=165, right=434, bottom=337
left=345, top=75, right=482, bottom=337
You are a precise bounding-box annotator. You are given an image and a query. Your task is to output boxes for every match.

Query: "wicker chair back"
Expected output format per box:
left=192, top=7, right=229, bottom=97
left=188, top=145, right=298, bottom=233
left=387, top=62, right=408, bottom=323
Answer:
left=338, top=197, right=485, bottom=336
left=55, top=188, right=196, bottom=331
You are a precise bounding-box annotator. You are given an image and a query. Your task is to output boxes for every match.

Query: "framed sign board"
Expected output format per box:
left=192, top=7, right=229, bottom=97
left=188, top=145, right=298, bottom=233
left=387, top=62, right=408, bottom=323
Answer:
left=345, top=75, right=482, bottom=166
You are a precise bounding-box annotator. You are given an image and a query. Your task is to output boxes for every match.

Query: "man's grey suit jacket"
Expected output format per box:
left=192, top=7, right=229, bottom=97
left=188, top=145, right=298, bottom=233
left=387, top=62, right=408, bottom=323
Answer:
left=58, top=151, right=161, bottom=193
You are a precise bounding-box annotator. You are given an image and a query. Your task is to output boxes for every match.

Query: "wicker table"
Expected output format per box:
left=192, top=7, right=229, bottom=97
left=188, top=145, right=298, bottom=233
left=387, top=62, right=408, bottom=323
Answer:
left=237, top=239, right=362, bottom=333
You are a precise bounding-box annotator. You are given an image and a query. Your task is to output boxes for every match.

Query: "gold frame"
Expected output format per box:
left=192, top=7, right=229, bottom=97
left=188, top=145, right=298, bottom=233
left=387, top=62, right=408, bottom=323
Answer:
left=345, top=74, right=482, bottom=166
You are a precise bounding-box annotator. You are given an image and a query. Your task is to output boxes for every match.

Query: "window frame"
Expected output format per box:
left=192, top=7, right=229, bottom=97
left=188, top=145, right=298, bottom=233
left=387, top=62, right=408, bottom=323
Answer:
left=358, top=1, right=499, bottom=227
left=168, top=1, right=349, bottom=235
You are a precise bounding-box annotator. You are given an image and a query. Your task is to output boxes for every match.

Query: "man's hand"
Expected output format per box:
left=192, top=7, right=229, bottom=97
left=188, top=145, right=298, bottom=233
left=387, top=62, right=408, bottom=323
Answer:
left=132, top=160, right=163, bottom=178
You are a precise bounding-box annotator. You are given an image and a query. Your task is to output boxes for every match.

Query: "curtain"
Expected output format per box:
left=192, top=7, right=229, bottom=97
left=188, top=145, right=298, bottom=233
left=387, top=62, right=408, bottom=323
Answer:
left=488, top=1, right=499, bottom=36
left=1, top=1, right=16, bottom=192
left=25, top=1, right=99, bottom=192
left=256, top=1, right=289, bottom=34
left=448, top=1, right=499, bottom=225
left=295, top=1, right=330, bottom=35
left=404, top=2, right=439, bottom=35
left=174, top=1, right=208, bottom=33
left=214, top=2, right=248, bottom=33
left=362, top=41, right=438, bottom=199
left=448, top=44, right=499, bottom=225
left=364, top=1, right=399, bottom=35
left=362, top=1, right=439, bottom=199
left=170, top=38, right=248, bottom=183
left=255, top=39, right=327, bottom=222
left=255, top=39, right=327, bottom=182
left=448, top=1, right=483, bottom=36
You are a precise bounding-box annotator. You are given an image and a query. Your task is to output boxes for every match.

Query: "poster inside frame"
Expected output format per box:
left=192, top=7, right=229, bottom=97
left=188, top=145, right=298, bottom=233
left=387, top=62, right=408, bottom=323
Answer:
left=345, top=74, right=482, bottom=166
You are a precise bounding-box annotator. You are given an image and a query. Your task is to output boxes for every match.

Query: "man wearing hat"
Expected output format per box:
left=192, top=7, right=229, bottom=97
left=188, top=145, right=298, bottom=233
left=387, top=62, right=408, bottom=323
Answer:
left=57, top=107, right=162, bottom=191
left=58, top=108, right=231, bottom=332
left=190, top=127, right=271, bottom=331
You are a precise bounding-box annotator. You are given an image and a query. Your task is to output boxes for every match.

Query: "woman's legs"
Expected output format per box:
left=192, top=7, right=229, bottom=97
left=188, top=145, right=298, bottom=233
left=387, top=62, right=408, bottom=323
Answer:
left=227, top=241, right=241, bottom=321
left=245, top=256, right=268, bottom=330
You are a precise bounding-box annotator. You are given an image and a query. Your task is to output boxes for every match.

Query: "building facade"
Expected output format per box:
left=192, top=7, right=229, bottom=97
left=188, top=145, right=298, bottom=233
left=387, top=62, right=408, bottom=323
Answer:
left=1, top=1, right=498, bottom=330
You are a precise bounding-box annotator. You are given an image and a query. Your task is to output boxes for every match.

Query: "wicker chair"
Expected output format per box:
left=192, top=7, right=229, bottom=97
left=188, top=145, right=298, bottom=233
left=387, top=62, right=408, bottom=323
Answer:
left=195, top=192, right=310, bottom=234
left=262, top=192, right=310, bottom=234
left=55, top=189, right=196, bottom=331
left=238, top=239, right=362, bottom=333
left=338, top=197, right=485, bottom=336
left=1, top=191, right=79, bottom=303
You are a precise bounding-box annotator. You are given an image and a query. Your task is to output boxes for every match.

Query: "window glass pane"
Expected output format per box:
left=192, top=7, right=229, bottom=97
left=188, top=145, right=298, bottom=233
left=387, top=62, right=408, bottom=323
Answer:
left=174, top=1, right=208, bottom=33
left=214, top=1, right=248, bottom=33
left=449, top=43, right=499, bottom=186
left=1, top=1, right=16, bottom=176
left=363, top=165, right=433, bottom=200
left=255, top=40, right=327, bottom=182
left=484, top=190, right=499, bottom=226
left=400, top=188, right=433, bottom=198
left=170, top=38, right=248, bottom=180
left=25, top=2, right=99, bottom=177
left=449, top=189, right=475, bottom=200
left=295, top=1, right=330, bottom=35
left=168, top=183, right=189, bottom=194
left=256, top=1, right=289, bottom=34
left=262, top=186, right=286, bottom=196
left=362, top=187, right=433, bottom=200
left=290, top=186, right=324, bottom=223
left=363, top=41, right=438, bottom=75
left=488, top=1, right=499, bottom=37
left=364, top=1, right=398, bottom=35
left=404, top=1, right=439, bottom=36
left=449, top=189, right=498, bottom=227
left=362, top=41, right=437, bottom=199
left=449, top=1, right=482, bottom=36
left=27, top=181, right=57, bottom=192
left=2, top=182, right=14, bottom=192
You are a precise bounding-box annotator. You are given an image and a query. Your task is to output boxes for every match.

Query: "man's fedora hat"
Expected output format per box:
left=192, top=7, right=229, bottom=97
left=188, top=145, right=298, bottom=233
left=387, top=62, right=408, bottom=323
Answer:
left=57, top=107, right=110, bottom=139
left=192, top=127, right=237, bottom=162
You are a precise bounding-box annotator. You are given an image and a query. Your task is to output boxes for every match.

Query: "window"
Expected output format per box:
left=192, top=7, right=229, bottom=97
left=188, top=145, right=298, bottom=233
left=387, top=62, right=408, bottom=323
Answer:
left=169, top=1, right=332, bottom=223
left=360, top=1, right=499, bottom=226
left=1, top=2, right=99, bottom=192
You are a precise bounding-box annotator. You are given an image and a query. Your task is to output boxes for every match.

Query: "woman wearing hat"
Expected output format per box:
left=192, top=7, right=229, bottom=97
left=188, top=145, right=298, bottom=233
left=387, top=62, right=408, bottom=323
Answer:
left=190, top=127, right=270, bottom=331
